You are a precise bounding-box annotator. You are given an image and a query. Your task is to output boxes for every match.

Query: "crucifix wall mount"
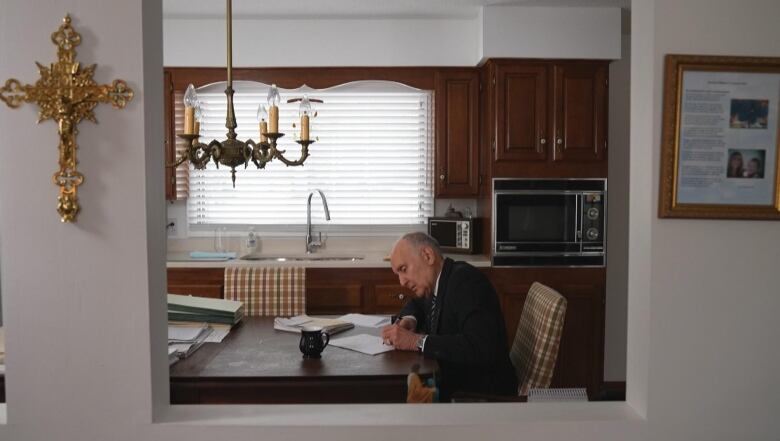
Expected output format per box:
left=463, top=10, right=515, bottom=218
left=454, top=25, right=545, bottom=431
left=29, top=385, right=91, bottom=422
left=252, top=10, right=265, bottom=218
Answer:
left=0, top=14, right=134, bottom=223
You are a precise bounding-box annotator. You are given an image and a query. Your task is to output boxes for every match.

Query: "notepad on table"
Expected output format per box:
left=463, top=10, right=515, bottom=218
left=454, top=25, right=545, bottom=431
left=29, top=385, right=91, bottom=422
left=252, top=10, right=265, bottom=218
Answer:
left=329, top=334, right=394, bottom=356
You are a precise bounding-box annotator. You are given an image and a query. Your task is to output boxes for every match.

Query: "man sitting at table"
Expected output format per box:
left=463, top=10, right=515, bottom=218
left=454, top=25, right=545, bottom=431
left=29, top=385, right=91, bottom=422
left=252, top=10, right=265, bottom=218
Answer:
left=381, top=232, right=518, bottom=401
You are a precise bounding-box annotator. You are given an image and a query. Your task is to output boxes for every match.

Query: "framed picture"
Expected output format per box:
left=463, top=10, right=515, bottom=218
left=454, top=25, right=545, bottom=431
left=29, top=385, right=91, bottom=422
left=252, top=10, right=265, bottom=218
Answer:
left=659, top=54, right=780, bottom=220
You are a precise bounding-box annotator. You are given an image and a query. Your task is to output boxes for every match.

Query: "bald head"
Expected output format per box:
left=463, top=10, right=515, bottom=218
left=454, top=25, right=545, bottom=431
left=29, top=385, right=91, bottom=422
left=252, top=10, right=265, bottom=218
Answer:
left=398, top=232, right=443, bottom=256
left=390, top=232, right=444, bottom=298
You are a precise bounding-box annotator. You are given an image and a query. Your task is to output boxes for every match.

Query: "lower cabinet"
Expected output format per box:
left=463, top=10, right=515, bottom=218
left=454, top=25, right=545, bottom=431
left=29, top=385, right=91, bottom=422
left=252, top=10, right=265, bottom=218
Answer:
left=305, top=268, right=414, bottom=315
left=167, top=267, right=224, bottom=299
left=166, top=266, right=605, bottom=396
left=166, top=267, right=413, bottom=314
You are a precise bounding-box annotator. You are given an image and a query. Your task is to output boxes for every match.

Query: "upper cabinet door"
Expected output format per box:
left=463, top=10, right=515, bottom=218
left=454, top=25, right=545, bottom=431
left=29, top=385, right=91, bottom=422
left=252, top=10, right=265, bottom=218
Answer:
left=435, top=70, right=480, bottom=197
left=552, top=62, right=608, bottom=162
left=495, top=64, right=549, bottom=163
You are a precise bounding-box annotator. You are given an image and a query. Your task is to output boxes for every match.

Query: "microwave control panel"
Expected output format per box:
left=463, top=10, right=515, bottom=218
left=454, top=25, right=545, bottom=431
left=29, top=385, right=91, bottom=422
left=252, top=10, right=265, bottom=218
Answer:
left=455, top=221, right=470, bottom=249
left=581, top=193, right=605, bottom=247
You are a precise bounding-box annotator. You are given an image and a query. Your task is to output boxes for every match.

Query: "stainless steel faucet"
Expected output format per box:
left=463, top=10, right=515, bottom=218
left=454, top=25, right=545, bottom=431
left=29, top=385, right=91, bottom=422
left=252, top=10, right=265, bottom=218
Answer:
left=306, top=189, right=331, bottom=253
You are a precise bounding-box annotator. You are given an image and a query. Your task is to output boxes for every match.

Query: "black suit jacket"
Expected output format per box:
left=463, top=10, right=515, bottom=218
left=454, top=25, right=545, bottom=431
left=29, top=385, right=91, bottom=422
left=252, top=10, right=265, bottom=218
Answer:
left=399, top=258, right=518, bottom=400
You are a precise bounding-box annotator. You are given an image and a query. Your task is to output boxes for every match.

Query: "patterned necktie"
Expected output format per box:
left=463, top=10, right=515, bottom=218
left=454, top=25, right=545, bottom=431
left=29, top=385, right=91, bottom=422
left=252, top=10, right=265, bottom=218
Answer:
left=429, top=294, right=439, bottom=335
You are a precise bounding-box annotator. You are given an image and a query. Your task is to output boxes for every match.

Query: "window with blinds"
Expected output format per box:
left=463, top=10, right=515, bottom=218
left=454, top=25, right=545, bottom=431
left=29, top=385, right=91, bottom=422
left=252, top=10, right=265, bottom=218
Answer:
left=184, top=80, right=433, bottom=230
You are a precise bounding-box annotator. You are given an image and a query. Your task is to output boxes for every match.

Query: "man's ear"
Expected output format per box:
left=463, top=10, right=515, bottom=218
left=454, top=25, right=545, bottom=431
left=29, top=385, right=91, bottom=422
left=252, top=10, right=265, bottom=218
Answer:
left=420, top=246, right=435, bottom=265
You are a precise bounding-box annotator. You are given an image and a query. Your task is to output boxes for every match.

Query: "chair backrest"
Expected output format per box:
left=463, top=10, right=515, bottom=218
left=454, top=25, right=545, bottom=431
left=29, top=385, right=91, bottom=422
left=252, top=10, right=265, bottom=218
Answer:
left=510, top=282, right=567, bottom=395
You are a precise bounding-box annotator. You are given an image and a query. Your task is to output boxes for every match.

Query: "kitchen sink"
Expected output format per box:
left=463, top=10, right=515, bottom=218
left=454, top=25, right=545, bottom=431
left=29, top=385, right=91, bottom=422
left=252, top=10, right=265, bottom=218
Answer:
left=240, top=254, right=364, bottom=262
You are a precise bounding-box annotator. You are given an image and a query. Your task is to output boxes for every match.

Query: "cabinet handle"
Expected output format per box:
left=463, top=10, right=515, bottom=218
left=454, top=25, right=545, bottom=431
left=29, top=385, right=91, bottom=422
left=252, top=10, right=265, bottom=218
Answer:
left=556, top=138, right=563, bottom=145
left=439, top=174, right=445, bottom=181
left=397, top=293, right=405, bottom=300
left=540, top=138, right=547, bottom=145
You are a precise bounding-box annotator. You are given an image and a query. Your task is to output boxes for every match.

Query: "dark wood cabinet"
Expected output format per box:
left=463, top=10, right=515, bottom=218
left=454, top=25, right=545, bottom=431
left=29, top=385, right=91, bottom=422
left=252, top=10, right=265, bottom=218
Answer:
left=435, top=69, right=480, bottom=197
left=495, top=64, right=549, bottom=163
left=488, top=59, right=609, bottom=178
left=551, top=62, right=608, bottom=163
left=163, top=71, right=176, bottom=201
left=488, top=267, right=605, bottom=398
left=306, top=268, right=413, bottom=315
left=167, top=267, right=224, bottom=299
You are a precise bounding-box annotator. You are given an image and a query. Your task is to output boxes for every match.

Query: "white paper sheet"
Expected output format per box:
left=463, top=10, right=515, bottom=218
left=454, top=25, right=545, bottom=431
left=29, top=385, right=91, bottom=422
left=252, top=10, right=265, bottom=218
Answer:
left=336, top=313, right=391, bottom=328
left=168, top=325, right=208, bottom=342
left=329, top=333, right=394, bottom=355
left=203, top=327, right=230, bottom=343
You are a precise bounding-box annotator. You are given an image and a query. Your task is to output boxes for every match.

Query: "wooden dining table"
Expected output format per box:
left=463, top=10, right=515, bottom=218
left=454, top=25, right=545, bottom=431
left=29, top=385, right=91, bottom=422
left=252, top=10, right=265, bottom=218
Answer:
left=169, top=316, right=437, bottom=404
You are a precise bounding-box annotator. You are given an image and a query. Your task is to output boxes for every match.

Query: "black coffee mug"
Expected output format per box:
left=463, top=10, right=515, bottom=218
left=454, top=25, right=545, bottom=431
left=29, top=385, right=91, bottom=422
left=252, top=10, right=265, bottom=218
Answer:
left=299, top=326, right=330, bottom=359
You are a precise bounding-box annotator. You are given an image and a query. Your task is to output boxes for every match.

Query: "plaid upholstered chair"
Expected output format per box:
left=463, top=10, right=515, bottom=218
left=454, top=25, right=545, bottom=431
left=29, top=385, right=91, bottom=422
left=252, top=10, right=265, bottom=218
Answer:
left=511, top=282, right=567, bottom=396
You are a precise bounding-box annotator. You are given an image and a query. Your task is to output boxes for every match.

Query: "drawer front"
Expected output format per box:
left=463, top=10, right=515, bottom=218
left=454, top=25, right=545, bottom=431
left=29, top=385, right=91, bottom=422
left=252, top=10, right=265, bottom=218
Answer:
left=374, top=284, right=414, bottom=313
left=168, top=284, right=224, bottom=299
left=306, top=284, right=363, bottom=314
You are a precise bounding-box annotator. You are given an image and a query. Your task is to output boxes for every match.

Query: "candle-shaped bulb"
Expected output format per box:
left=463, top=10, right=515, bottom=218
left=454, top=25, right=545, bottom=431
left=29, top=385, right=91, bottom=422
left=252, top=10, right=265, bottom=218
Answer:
left=299, top=95, right=312, bottom=141
left=194, top=102, right=203, bottom=122
left=267, top=84, right=280, bottom=133
left=267, top=84, right=280, bottom=107
left=183, top=84, right=198, bottom=108
left=257, top=104, right=268, bottom=142
left=256, top=104, right=267, bottom=122
left=183, top=84, right=198, bottom=134
left=298, top=94, right=312, bottom=118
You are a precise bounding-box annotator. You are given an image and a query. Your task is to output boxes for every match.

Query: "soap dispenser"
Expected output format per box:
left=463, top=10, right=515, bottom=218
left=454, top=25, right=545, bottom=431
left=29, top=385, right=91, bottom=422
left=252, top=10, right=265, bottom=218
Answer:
left=245, top=227, right=258, bottom=255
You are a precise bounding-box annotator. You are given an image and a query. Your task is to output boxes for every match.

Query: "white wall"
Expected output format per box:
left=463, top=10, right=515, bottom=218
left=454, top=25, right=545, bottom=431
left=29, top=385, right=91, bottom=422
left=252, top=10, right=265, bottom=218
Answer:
left=164, top=6, right=621, bottom=67
left=0, top=0, right=166, bottom=435
left=605, top=34, right=631, bottom=382
left=480, top=6, right=621, bottom=61
left=632, top=0, right=780, bottom=438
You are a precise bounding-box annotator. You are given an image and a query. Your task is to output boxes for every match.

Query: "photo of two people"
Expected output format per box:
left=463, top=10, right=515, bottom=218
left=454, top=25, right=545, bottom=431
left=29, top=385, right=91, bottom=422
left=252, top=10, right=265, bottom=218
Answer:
left=726, top=148, right=765, bottom=179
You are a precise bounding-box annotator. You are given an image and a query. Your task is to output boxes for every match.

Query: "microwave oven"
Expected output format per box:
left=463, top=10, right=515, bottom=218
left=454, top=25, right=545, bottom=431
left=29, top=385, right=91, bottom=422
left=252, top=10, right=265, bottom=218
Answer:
left=492, top=178, right=606, bottom=267
left=428, top=217, right=477, bottom=254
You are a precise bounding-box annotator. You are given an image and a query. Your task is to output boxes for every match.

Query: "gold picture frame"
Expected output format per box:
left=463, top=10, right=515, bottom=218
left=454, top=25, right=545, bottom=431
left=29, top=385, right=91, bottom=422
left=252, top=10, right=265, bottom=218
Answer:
left=659, top=54, right=780, bottom=220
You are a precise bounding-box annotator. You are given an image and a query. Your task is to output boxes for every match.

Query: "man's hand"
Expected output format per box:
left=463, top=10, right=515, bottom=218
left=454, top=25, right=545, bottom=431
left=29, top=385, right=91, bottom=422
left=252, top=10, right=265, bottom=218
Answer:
left=395, top=317, right=416, bottom=331
left=381, top=323, right=422, bottom=351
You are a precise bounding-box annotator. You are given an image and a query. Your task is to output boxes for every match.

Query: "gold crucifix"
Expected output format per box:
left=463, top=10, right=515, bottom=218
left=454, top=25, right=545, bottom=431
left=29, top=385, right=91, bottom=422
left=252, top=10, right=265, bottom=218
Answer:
left=0, top=14, right=134, bottom=222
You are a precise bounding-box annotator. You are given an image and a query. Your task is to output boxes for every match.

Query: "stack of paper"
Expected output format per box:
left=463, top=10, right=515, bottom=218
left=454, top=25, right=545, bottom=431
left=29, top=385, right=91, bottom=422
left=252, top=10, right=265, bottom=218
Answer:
left=167, top=323, right=213, bottom=365
left=167, top=293, right=244, bottom=325
left=273, top=314, right=354, bottom=335
left=169, top=321, right=231, bottom=343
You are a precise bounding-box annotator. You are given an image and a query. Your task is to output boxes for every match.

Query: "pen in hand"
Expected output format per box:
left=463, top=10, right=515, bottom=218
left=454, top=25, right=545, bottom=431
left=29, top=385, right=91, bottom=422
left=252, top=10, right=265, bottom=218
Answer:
left=383, top=315, right=400, bottom=346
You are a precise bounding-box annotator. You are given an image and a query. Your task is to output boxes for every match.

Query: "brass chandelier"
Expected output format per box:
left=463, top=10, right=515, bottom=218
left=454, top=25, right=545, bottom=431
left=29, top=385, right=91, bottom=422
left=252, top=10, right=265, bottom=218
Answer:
left=169, top=0, right=317, bottom=186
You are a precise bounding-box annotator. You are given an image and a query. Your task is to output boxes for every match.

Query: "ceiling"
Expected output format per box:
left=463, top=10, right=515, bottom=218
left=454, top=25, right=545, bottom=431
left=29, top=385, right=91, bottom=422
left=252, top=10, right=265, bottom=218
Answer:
left=163, top=0, right=630, bottom=19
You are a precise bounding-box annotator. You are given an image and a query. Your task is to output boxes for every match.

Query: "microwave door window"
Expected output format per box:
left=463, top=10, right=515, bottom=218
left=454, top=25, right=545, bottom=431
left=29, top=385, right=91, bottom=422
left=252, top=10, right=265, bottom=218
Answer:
left=497, top=194, right=576, bottom=243
left=430, top=221, right=457, bottom=248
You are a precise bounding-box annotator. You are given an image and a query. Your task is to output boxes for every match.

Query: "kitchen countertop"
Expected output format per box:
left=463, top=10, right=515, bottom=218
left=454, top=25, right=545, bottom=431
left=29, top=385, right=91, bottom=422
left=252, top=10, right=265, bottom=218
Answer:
left=167, top=252, right=491, bottom=268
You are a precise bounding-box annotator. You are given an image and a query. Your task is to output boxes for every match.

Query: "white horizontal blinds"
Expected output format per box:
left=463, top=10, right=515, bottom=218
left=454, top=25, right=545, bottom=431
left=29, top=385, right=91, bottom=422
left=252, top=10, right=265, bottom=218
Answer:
left=187, top=81, right=433, bottom=226
left=173, top=91, right=189, bottom=198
